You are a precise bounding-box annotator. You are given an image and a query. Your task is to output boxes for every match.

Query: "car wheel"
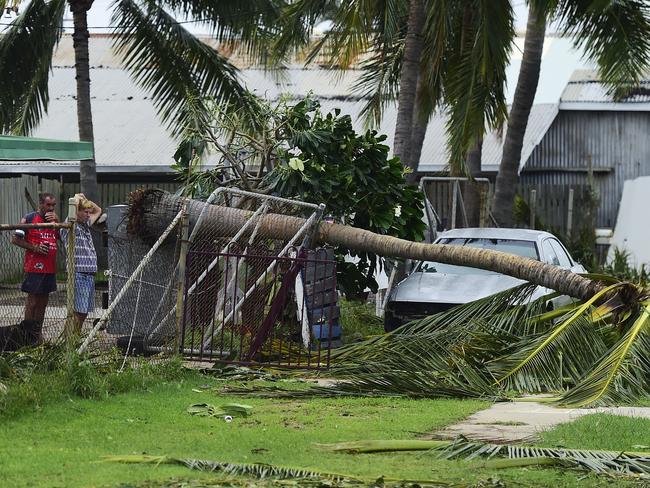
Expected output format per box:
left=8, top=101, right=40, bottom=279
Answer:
left=384, top=310, right=401, bottom=333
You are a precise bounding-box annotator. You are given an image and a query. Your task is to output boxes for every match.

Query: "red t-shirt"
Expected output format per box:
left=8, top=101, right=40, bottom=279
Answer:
left=23, top=212, right=58, bottom=274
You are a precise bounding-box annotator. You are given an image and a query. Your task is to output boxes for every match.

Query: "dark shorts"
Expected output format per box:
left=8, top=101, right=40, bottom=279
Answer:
left=21, top=273, right=57, bottom=294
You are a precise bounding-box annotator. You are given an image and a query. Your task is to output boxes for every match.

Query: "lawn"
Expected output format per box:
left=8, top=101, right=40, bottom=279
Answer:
left=1, top=365, right=648, bottom=488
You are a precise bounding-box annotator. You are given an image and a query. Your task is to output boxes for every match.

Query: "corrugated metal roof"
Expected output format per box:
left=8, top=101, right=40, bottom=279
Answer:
left=0, top=35, right=583, bottom=173
left=560, top=70, right=650, bottom=110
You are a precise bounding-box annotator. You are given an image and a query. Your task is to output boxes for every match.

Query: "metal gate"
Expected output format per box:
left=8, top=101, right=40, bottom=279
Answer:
left=180, top=244, right=338, bottom=369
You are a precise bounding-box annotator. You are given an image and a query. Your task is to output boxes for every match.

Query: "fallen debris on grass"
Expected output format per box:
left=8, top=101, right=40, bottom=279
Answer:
left=319, top=438, right=650, bottom=478
left=102, top=455, right=462, bottom=486
left=187, top=403, right=253, bottom=418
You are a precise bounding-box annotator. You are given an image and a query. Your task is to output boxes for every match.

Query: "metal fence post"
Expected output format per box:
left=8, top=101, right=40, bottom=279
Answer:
left=175, top=202, right=190, bottom=353
left=450, top=180, right=458, bottom=229
left=529, top=189, right=537, bottom=229
left=566, top=188, right=574, bottom=239
left=64, top=198, right=77, bottom=348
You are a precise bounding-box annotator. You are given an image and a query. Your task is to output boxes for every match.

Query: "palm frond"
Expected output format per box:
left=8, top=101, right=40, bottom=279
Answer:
left=268, top=0, right=337, bottom=64
left=353, top=36, right=404, bottom=128
left=0, top=0, right=65, bottom=134
left=556, top=0, right=650, bottom=94
left=308, top=0, right=408, bottom=69
left=436, top=437, right=650, bottom=477
left=320, top=438, right=650, bottom=477
left=159, top=0, right=283, bottom=56
left=111, top=0, right=247, bottom=136
left=559, top=301, right=650, bottom=407
left=104, top=454, right=362, bottom=482
left=491, top=283, right=625, bottom=391
left=441, top=0, right=513, bottom=172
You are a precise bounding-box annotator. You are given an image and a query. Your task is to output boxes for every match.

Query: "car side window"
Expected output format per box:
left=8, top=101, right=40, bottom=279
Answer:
left=541, top=239, right=560, bottom=266
left=549, top=239, right=572, bottom=268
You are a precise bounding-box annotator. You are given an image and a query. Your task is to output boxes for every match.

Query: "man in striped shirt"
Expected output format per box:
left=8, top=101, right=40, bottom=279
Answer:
left=60, top=195, right=101, bottom=332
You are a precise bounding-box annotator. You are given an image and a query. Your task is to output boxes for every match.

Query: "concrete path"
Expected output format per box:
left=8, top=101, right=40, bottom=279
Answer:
left=433, top=400, right=650, bottom=444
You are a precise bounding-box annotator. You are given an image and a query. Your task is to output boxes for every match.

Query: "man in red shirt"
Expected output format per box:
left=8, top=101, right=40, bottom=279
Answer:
left=10, top=193, right=59, bottom=344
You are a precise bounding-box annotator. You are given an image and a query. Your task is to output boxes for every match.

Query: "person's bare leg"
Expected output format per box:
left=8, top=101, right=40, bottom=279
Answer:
left=74, top=312, right=88, bottom=335
left=24, top=293, right=37, bottom=321
left=32, top=294, right=49, bottom=344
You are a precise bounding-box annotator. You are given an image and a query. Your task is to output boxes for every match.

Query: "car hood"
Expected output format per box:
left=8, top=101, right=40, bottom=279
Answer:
left=391, top=272, right=526, bottom=304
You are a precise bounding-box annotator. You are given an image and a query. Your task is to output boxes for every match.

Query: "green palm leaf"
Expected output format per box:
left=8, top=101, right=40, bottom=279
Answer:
left=111, top=0, right=248, bottom=136
left=320, top=438, right=650, bottom=476
left=492, top=283, right=626, bottom=391
left=0, top=0, right=65, bottom=134
left=441, top=0, right=513, bottom=172
left=269, top=0, right=337, bottom=64
left=105, top=454, right=364, bottom=481
left=559, top=301, right=650, bottom=407
left=555, top=0, right=650, bottom=92
left=353, top=36, right=404, bottom=128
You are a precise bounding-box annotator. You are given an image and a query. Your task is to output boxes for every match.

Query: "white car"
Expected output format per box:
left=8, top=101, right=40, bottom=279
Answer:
left=384, top=228, right=586, bottom=332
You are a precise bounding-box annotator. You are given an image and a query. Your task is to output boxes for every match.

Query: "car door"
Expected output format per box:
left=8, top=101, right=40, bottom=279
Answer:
left=540, top=238, right=579, bottom=308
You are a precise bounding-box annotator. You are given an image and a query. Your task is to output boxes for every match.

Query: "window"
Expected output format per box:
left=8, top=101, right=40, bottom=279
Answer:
left=549, top=239, right=572, bottom=268
left=419, top=238, right=539, bottom=275
left=541, top=239, right=560, bottom=266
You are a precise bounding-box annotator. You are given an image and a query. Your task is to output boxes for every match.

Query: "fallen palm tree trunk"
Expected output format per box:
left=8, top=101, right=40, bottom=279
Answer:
left=129, top=190, right=650, bottom=407
left=129, top=189, right=602, bottom=301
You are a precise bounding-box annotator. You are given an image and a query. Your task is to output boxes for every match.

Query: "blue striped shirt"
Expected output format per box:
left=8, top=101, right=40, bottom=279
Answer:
left=60, top=221, right=98, bottom=274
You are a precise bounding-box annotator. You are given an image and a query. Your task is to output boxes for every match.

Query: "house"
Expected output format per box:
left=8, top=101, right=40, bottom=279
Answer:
left=519, top=70, right=650, bottom=229
left=5, top=33, right=643, bottom=232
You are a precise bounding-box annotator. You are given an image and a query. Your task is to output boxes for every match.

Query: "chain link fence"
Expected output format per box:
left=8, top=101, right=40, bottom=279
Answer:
left=79, top=188, right=339, bottom=369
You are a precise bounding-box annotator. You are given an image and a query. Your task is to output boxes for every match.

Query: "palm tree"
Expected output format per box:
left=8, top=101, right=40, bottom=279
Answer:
left=271, top=0, right=513, bottom=189
left=0, top=0, right=280, bottom=201
left=132, top=190, right=650, bottom=406
left=392, top=0, right=423, bottom=177
left=135, top=190, right=600, bottom=302
left=492, top=0, right=650, bottom=226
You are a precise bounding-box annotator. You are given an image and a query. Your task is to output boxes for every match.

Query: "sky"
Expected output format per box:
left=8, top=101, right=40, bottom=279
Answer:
left=1, top=1, right=536, bottom=34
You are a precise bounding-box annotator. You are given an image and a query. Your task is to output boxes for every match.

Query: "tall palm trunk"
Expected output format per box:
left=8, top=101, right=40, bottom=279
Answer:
left=131, top=190, right=603, bottom=302
left=393, top=0, right=424, bottom=173
left=491, top=8, right=546, bottom=226
left=406, top=79, right=429, bottom=185
left=463, top=137, right=483, bottom=227
left=70, top=0, right=99, bottom=203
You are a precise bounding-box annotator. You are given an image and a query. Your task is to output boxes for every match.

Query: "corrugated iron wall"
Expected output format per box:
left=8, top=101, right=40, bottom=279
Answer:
left=522, top=110, right=650, bottom=228
left=61, top=181, right=180, bottom=210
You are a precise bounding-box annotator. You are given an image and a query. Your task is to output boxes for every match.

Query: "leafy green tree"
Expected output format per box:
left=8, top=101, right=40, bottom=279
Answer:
left=0, top=0, right=280, bottom=201
left=174, top=95, right=425, bottom=298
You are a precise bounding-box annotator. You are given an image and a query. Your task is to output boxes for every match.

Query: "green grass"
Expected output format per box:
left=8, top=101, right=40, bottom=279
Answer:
left=538, top=413, right=650, bottom=451
left=0, top=373, right=486, bottom=487
left=1, top=367, right=646, bottom=488
left=339, top=299, right=384, bottom=343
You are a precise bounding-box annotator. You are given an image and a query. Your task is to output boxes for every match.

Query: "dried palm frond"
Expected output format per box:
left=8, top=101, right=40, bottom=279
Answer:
left=319, top=438, right=650, bottom=477
left=103, top=454, right=454, bottom=486
left=104, top=455, right=359, bottom=481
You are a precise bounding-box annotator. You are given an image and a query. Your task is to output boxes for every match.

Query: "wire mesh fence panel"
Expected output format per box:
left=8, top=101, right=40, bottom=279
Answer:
left=92, top=187, right=336, bottom=368
left=181, top=245, right=337, bottom=369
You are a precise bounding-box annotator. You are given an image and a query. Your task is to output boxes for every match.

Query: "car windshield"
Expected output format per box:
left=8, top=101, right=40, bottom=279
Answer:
left=417, top=237, right=539, bottom=275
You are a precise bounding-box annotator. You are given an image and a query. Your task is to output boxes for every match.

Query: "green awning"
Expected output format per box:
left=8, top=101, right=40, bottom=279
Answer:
left=0, top=135, right=94, bottom=161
